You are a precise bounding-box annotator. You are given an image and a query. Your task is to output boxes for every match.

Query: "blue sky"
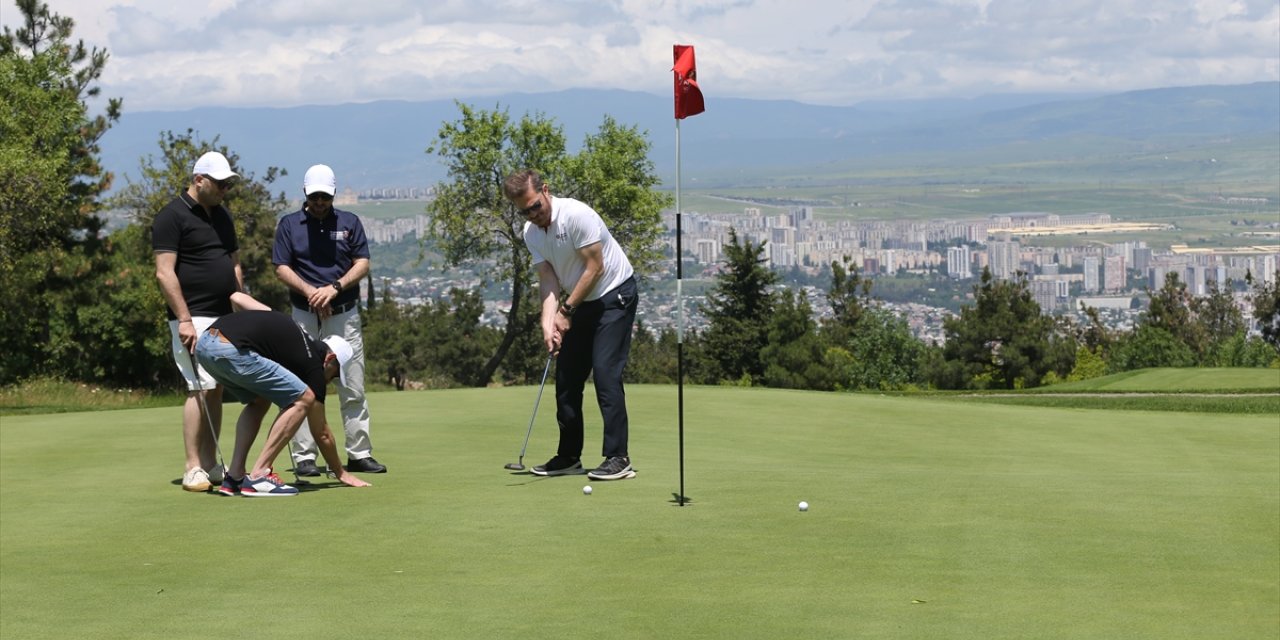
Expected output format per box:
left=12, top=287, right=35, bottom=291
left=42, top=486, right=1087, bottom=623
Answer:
left=5, top=0, right=1278, bottom=111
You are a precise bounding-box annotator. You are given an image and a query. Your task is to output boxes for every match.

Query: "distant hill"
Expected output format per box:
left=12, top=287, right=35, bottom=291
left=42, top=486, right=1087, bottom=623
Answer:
left=98, top=82, right=1279, bottom=192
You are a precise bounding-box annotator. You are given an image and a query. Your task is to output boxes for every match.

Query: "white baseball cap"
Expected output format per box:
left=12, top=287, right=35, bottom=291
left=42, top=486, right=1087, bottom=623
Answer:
left=192, top=151, right=238, bottom=180
left=322, top=336, right=354, bottom=388
left=304, top=164, right=337, bottom=196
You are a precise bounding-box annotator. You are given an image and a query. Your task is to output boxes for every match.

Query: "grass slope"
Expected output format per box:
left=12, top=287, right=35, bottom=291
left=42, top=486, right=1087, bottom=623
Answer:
left=1, top=385, right=1277, bottom=639
left=1046, top=368, right=1280, bottom=393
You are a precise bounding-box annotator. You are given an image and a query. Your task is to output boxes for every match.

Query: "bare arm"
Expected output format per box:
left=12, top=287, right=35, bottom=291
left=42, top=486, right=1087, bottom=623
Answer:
left=551, top=242, right=604, bottom=340
left=276, top=264, right=316, bottom=298
left=563, top=242, right=604, bottom=310
left=307, top=401, right=371, bottom=487
left=155, top=251, right=197, bottom=352
left=536, top=261, right=562, bottom=354
left=231, top=251, right=244, bottom=292
left=229, top=291, right=273, bottom=312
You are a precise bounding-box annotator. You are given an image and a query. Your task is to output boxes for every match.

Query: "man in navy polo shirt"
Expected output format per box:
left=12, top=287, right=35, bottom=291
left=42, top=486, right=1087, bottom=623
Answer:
left=272, top=164, right=384, bottom=475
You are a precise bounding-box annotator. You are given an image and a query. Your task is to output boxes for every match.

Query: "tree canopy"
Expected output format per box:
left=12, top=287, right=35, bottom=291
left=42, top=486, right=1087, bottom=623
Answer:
left=426, top=104, right=669, bottom=385
left=0, top=0, right=120, bottom=384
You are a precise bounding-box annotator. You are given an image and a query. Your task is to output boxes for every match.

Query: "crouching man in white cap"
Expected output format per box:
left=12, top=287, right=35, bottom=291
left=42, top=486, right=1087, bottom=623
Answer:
left=272, top=164, right=385, bottom=476
left=194, top=293, right=372, bottom=496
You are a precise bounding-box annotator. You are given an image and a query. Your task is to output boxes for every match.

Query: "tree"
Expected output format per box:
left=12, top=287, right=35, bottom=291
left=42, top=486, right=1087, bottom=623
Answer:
left=426, top=104, right=668, bottom=386
left=839, top=307, right=925, bottom=390
left=930, top=268, right=1076, bottom=389
left=1247, top=270, right=1280, bottom=353
left=1142, top=272, right=1208, bottom=362
left=820, top=259, right=924, bottom=390
left=1108, top=325, right=1196, bottom=371
left=698, top=229, right=777, bottom=384
left=824, top=259, right=874, bottom=339
left=761, top=289, right=833, bottom=390
left=0, top=0, right=121, bottom=384
left=1193, top=279, right=1246, bottom=366
left=625, top=321, right=680, bottom=384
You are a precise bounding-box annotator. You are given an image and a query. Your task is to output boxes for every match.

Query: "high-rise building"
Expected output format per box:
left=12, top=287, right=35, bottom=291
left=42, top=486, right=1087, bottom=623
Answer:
left=988, top=240, right=1021, bottom=279
left=1033, top=279, right=1058, bottom=313
left=947, top=246, right=972, bottom=279
left=695, top=239, right=720, bottom=264
left=1104, top=255, right=1126, bottom=292
left=1185, top=265, right=1207, bottom=296
left=1083, top=256, right=1100, bottom=293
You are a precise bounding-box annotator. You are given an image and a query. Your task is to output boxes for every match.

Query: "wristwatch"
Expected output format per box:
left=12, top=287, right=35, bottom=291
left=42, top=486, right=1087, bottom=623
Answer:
left=331, top=280, right=342, bottom=292
left=559, top=302, right=576, bottom=317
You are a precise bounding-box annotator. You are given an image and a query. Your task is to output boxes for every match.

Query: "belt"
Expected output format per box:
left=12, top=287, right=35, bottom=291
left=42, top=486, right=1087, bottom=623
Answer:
left=207, top=328, right=231, bottom=344
left=297, top=299, right=359, bottom=314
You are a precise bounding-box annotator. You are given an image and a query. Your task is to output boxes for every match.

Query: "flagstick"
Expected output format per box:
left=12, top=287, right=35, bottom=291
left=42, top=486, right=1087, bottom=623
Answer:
left=676, top=117, right=686, bottom=507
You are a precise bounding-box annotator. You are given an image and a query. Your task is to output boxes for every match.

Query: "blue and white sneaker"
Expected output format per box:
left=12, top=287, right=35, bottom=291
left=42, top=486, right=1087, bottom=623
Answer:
left=217, top=475, right=241, bottom=497
left=240, top=473, right=299, bottom=497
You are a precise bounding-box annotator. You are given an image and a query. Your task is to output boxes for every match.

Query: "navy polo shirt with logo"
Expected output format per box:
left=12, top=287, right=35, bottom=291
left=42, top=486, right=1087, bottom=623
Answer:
left=272, top=207, right=370, bottom=311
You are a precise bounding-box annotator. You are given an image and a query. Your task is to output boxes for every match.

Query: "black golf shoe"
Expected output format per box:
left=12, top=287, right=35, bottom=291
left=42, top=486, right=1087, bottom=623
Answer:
left=346, top=457, right=387, bottom=473
left=588, top=456, right=635, bottom=481
left=530, top=455, right=584, bottom=477
left=295, top=459, right=322, bottom=477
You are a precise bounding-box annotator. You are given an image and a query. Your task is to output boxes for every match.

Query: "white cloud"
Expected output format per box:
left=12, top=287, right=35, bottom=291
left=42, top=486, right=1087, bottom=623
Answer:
left=1, top=0, right=1274, bottom=110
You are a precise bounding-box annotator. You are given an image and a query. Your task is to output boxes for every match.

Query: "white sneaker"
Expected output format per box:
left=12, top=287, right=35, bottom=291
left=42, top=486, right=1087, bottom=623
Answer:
left=208, top=464, right=225, bottom=484
left=182, top=467, right=211, bottom=492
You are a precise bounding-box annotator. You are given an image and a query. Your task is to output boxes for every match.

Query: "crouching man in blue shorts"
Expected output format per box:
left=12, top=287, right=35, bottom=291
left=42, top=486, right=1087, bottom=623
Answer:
left=194, top=292, right=372, bottom=496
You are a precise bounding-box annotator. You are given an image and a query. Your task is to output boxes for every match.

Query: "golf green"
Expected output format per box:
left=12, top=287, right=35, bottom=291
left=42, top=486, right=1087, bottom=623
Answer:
left=2, top=385, right=1276, bottom=639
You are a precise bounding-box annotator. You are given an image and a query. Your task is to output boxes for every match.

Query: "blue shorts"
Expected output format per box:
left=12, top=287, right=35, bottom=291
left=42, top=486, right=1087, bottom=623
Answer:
left=194, top=330, right=309, bottom=409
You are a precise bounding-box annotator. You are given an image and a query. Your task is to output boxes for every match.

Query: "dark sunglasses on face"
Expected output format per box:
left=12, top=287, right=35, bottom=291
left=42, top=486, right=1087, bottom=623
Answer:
left=203, top=175, right=235, bottom=190
left=519, top=198, right=543, bottom=217
left=307, top=192, right=334, bottom=201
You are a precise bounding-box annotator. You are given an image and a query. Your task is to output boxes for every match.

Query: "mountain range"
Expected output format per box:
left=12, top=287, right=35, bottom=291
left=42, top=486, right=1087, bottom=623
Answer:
left=98, top=82, right=1280, bottom=192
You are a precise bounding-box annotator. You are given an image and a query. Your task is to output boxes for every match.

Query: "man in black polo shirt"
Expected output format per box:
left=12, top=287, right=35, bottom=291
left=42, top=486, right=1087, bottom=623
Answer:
left=153, top=151, right=242, bottom=492
left=195, top=294, right=372, bottom=497
left=273, top=164, right=384, bottom=476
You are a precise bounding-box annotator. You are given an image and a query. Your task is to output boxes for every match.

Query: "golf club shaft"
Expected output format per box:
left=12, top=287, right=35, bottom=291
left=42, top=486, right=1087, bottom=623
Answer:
left=188, top=351, right=226, bottom=470
left=517, top=354, right=553, bottom=464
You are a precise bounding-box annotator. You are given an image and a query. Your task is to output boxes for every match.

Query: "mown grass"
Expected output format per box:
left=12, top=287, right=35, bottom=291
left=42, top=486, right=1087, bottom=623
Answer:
left=2, top=384, right=1277, bottom=639
left=944, top=394, right=1280, bottom=414
left=1042, top=368, right=1280, bottom=393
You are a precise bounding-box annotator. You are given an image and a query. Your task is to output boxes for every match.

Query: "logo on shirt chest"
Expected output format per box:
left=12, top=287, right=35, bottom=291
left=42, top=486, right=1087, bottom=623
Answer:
left=329, top=230, right=349, bottom=242
left=555, top=231, right=568, bottom=242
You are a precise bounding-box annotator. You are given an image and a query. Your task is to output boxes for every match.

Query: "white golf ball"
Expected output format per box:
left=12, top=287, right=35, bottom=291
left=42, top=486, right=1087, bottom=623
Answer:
left=798, top=501, right=809, bottom=512
left=583, top=485, right=593, bottom=495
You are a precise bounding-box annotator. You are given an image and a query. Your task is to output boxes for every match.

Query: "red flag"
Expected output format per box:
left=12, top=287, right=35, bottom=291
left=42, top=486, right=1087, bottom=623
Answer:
left=673, top=44, right=705, bottom=120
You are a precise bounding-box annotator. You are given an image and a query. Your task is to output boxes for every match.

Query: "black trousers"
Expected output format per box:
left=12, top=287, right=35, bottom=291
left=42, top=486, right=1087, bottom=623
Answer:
left=555, top=276, right=638, bottom=460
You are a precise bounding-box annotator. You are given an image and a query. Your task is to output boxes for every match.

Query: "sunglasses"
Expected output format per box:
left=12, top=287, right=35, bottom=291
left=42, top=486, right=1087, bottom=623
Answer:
left=518, top=198, right=543, bottom=217
left=203, top=175, right=235, bottom=190
left=306, top=192, right=334, bottom=201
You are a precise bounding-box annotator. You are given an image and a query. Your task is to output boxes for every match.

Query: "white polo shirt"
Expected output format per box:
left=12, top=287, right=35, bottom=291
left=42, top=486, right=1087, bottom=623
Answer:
left=523, top=196, right=633, bottom=302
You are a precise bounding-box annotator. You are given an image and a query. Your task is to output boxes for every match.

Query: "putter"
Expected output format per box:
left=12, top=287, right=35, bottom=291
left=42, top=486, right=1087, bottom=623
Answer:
left=187, top=351, right=227, bottom=473
left=504, top=354, right=553, bottom=471
left=285, top=437, right=311, bottom=486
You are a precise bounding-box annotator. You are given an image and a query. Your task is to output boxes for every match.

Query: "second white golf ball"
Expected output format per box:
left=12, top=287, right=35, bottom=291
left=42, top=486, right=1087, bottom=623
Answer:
left=798, top=501, right=809, bottom=512
left=583, top=485, right=593, bottom=495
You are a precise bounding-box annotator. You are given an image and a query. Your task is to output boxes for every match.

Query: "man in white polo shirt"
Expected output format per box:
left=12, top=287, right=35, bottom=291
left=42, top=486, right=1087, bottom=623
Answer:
left=504, top=169, right=639, bottom=481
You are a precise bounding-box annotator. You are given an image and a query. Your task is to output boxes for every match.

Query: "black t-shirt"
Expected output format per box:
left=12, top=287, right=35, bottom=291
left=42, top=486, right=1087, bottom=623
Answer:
left=152, top=192, right=240, bottom=319
left=210, top=311, right=329, bottom=403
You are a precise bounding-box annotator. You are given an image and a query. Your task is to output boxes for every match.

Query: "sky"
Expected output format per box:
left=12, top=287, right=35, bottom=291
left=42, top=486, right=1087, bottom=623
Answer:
left=3, top=0, right=1278, bottom=112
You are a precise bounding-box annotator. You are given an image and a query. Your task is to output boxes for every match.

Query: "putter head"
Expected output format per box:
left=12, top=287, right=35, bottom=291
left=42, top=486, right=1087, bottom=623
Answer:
left=504, top=462, right=525, bottom=471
